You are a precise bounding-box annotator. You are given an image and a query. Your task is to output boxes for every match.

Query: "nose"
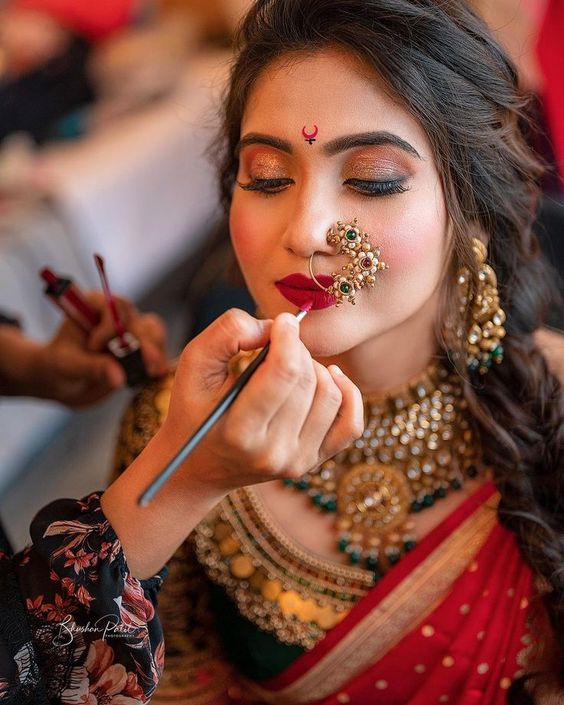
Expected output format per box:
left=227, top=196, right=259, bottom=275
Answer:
left=279, top=195, right=338, bottom=260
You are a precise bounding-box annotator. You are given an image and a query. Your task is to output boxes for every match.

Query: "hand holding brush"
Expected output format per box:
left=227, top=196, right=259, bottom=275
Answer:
left=101, top=308, right=363, bottom=577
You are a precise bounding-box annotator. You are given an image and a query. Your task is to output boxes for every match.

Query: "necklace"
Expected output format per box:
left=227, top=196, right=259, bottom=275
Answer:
left=282, top=359, right=481, bottom=578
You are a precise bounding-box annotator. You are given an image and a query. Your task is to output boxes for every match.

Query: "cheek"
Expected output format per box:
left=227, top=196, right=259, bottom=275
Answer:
left=229, top=203, right=264, bottom=273
left=377, top=190, right=447, bottom=283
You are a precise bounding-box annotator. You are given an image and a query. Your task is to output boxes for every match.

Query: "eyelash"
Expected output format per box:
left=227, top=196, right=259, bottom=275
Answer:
left=237, top=177, right=409, bottom=198
left=237, top=178, right=293, bottom=197
left=344, top=178, right=409, bottom=197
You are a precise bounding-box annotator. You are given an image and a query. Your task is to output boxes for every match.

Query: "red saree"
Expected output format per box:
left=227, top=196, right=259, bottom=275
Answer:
left=243, top=483, right=543, bottom=705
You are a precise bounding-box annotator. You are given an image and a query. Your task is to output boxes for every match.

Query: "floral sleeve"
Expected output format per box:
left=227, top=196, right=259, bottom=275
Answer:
left=1, top=492, right=166, bottom=704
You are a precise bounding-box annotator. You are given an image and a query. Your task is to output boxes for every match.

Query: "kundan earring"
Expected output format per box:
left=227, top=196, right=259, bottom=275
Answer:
left=457, top=238, right=506, bottom=374
left=309, top=218, right=388, bottom=305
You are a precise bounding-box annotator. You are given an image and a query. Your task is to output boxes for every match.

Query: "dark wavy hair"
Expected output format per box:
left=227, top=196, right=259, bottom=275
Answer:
left=213, top=0, right=564, bottom=699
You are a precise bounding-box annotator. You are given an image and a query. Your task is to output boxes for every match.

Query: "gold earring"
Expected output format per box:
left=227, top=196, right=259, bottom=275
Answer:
left=457, top=238, right=506, bottom=374
left=309, top=218, right=388, bottom=305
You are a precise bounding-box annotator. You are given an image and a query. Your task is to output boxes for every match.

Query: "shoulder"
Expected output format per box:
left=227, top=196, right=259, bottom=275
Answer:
left=113, top=372, right=175, bottom=478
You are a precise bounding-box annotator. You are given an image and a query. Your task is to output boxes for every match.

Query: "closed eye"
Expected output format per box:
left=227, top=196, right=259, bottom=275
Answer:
left=345, top=179, right=409, bottom=197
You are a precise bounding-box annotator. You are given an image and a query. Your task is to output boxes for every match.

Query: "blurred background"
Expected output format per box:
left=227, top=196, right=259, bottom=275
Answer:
left=0, top=0, right=562, bottom=549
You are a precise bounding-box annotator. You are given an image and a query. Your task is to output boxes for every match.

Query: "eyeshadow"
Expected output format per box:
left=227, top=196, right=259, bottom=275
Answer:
left=344, top=151, right=412, bottom=180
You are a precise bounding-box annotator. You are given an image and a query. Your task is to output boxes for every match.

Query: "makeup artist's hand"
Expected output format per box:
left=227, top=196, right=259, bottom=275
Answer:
left=101, top=308, right=364, bottom=579
left=162, top=308, right=365, bottom=495
left=32, top=293, right=168, bottom=407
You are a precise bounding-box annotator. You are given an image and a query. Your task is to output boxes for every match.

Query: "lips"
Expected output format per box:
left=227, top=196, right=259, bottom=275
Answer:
left=275, top=273, right=336, bottom=310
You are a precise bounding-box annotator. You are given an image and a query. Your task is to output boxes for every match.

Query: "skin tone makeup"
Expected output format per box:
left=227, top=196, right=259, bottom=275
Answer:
left=230, top=47, right=450, bottom=395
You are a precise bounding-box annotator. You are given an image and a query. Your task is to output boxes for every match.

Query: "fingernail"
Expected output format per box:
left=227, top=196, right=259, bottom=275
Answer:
left=330, top=365, right=344, bottom=376
left=282, top=313, right=298, bottom=329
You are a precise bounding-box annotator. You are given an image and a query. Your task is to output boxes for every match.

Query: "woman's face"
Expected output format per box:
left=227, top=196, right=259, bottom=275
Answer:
left=230, top=48, right=449, bottom=358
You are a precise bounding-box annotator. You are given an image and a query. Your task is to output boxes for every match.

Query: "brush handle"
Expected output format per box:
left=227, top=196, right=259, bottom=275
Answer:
left=138, top=308, right=308, bottom=506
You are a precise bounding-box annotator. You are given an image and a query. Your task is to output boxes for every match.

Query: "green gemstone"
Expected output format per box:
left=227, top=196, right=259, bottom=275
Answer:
left=297, top=479, right=309, bottom=491
left=388, top=552, right=400, bottom=566
left=349, top=550, right=361, bottom=564
left=411, top=500, right=423, bottom=513
left=365, top=555, right=380, bottom=571
left=422, top=494, right=435, bottom=508
left=282, top=479, right=294, bottom=487
left=340, top=282, right=351, bottom=294
left=323, top=499, right=337, bottom=513
left=434, top=487, right=446, bottom=499
left=338, top=537, right=349, bottom=552
left=404, top=539, right=417, bottom=552
left=491, top=344, right=504, bottom=359
left=468, top=359, right=480, bottom=373
left=345, top=229, right=357, bottom=241
left=452, top=478, right=462, bottom=490
left=312, top=493, right=323, bottom=507
left=467, top=464, right=478, bottom=478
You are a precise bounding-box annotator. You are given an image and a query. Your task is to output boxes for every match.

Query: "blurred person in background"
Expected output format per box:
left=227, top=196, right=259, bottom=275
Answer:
left=0, top=0, right=141, bottom=143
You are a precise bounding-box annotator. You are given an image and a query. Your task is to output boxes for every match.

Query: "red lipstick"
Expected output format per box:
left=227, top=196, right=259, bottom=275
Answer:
left=275, top=273, right=336, bottom=310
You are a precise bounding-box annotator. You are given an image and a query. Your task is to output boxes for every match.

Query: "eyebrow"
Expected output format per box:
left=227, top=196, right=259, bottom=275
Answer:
left=324, top=131, right=422, bottom=159
left=236, top=133, right=293, bottom=156
left=235, top=131, right=422, bottom=159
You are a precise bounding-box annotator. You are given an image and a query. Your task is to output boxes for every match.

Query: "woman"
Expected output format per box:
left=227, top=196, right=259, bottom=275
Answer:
left=109, top=0, right=564, bottom=703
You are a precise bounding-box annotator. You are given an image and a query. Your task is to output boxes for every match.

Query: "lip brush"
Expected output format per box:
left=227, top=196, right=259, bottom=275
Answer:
left=138, top=304, right=312, bottom=506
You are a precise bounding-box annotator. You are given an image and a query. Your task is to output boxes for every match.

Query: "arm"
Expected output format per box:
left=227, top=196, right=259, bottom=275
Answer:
left=0, top=324, right=43, bottom=398
left=4, top=493, right=165, bottom=704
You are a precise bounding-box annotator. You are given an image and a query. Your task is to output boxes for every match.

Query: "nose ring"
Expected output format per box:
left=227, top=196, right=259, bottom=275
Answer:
left=308, top=218, right=388, bottom=306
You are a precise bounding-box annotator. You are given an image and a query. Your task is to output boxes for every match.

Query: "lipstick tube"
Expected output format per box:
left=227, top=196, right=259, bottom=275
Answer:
left=107, top=332, right=149, bottom=387
left=41, top=268, right=100, bottom=333
left=40, top=268, right=149, bottom=387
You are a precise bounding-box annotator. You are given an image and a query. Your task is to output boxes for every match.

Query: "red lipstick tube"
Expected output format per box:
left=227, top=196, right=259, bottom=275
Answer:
left=41, top=268, right=100, bottom=332
left=40, top=268, right=149, bottom=387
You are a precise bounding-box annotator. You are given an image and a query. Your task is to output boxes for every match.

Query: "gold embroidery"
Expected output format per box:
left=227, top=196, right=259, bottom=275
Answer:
left=194, top=487, right=374, bottom=649
left=246, top=496, right=498, bottom=704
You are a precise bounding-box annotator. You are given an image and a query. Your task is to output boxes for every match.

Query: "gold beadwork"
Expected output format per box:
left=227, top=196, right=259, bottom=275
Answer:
left=309, top=218, right=388, bottom=305
left=457, top=238, right=507, bottom=374
left=194, top=487, right=368, bottom=650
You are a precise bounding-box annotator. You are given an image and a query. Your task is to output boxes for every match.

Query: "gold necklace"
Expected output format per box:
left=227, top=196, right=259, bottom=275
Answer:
left=282, top=358, right=481, bottom=578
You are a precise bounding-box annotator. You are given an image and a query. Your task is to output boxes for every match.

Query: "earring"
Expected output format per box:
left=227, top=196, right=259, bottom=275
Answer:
left=457, top=238, right=506, bottom=374
left=309, top=218, right=388, bottom=305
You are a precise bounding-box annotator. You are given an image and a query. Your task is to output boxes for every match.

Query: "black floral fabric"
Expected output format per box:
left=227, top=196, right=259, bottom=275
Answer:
left=0, top=492, right=166, bottom=704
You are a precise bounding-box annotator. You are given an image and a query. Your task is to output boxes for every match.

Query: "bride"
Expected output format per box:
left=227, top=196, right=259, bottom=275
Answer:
left=103, top=1, right=564, bottom=703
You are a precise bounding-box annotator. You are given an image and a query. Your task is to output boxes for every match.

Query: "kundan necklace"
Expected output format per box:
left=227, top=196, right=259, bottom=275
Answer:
left=282, top=358, right=482, bottom=580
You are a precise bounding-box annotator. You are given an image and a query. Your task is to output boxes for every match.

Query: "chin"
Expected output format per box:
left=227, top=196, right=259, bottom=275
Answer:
left=299, top=319, right=363, bottom=358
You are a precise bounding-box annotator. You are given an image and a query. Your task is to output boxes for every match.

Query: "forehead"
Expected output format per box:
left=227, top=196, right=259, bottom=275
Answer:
left=241, top=47, right=429, bottom=149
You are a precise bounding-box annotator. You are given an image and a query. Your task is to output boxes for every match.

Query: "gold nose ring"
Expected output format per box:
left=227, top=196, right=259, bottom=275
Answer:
left=308, top=218, right=388, bottom=306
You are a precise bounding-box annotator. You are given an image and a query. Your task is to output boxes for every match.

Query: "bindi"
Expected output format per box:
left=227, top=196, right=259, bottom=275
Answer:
left=302, top=125, right=319, bottom=144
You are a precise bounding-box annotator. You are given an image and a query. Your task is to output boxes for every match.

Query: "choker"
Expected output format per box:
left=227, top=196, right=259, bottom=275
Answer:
left=282, top=359, right=482, bottom=579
